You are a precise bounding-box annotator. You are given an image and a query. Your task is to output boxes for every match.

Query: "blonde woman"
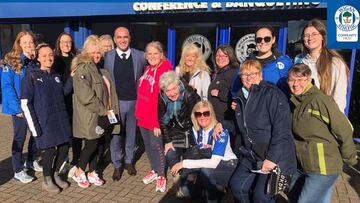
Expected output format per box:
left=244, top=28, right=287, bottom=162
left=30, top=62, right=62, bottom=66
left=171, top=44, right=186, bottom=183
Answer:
left=71, top=35, right=120, bottom=188
left=175, top=44, right=211, bottom=100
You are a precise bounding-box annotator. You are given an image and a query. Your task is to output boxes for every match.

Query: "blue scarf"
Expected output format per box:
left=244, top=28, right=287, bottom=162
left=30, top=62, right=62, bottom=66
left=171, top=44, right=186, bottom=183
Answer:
left=162, top=83, right=185, bottom=125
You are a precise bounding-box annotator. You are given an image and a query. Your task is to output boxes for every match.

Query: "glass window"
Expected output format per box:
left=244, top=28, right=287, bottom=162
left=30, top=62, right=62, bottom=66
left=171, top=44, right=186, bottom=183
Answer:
left=174, top=25, right=216, bottom=69
left=32, top=23, right=66, bottom=47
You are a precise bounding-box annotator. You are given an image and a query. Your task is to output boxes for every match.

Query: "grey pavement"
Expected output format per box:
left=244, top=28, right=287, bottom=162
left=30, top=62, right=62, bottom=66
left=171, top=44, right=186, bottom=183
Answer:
left=0, top=112, right=359, bottom=202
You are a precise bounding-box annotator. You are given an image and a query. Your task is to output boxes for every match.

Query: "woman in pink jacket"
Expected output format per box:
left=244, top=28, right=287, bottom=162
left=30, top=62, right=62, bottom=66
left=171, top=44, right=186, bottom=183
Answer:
left=135, top=41, right=171, bottom=193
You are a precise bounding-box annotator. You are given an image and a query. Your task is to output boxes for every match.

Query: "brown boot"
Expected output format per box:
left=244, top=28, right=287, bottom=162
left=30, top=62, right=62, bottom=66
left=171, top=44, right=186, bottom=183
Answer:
left=42, top=176, right=60, bottom=194
left=54, top=172, right=69, bottom=189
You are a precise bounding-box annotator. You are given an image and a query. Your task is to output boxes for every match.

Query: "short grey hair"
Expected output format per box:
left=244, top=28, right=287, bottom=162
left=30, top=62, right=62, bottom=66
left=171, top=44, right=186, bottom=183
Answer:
left=99, top=34, right=114, bottom=49
left=159, top=71, right=180, bottom=91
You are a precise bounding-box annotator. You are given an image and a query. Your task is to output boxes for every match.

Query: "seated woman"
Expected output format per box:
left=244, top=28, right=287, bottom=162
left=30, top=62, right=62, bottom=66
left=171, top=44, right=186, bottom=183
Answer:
left=171, top=100, right=237, bottom=202
left=21, top=43, right=72, bottom=193
left=230, top=59, right=296, bottom=203
left=287, top=63, right=358, bottom=203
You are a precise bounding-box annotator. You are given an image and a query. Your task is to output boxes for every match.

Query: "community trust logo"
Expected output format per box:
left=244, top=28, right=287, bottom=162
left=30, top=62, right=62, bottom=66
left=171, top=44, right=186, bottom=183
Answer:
left=335, top=5, right=359, bottom=42
left=235, top=33, right=256, bottom=63
left=182, top=34, right=212, bottom=60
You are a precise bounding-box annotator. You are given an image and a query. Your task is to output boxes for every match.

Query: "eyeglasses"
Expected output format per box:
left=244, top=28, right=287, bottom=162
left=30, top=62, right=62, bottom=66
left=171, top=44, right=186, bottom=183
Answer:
left=194, top=111, right=211, bottom=118
left=241, top=72, right=259, bottom=78
left=215, top=54, right=229, bottom=59
left=303, top=32, right=321, bottom=39
left=288, top=78, right=309, bottom=84
left=60, top=41, right=72, bottom=45
left=255, top=36, right=272, bottom=44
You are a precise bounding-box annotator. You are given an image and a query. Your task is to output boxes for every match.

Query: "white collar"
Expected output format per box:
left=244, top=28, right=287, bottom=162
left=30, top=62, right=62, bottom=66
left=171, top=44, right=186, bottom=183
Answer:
left=116, top=48, right=131, bottom=59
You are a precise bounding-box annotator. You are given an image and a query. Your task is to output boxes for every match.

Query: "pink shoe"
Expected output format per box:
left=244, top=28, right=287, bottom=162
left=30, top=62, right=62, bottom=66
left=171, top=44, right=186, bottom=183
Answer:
left=87, top=172, right=104, bottom=186
left=142, top=170, right=158, bottom=184
left=72, top=172, right=89, bottom=188
left=155, top=176, right=166, bottom=193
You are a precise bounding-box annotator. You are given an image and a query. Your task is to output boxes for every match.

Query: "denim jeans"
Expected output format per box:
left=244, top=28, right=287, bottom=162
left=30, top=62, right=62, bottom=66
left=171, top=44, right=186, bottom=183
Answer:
left=230, top=163, right=275, bottom=203
left=288, top=170, right=339, bottom=203
left=165, top=147, right=186, bottom=168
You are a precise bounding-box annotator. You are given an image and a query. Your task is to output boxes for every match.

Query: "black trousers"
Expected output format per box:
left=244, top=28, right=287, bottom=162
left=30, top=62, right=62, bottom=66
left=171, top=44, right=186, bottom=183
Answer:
left=42, top=143, right=69, bottom=176
left=77, top=139, right=99, bottom=172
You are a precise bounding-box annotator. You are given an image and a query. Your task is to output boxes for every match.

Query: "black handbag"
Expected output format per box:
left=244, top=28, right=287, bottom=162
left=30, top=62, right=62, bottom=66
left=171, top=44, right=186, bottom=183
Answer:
left=267, top=165, right=291, bottom=195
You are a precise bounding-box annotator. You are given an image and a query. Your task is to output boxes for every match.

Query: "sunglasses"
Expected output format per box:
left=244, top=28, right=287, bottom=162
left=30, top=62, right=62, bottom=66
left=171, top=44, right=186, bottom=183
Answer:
left=255, top=36, right=272, bottom=44
left=194, top=111, right=211, bottom=118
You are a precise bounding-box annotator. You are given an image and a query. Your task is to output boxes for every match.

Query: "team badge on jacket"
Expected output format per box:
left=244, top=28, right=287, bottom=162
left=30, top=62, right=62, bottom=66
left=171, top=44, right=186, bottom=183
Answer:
left=55, top=76, right=61, bottom=83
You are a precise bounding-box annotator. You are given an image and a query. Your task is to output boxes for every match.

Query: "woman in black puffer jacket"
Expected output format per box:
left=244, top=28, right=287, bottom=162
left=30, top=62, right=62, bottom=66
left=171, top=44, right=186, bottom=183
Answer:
left=158, top=71, right=200, bottom=170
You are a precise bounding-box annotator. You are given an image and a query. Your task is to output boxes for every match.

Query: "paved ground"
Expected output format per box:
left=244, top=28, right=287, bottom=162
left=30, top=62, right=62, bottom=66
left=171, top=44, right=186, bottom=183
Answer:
left=0, top=112, right=359, bottom=203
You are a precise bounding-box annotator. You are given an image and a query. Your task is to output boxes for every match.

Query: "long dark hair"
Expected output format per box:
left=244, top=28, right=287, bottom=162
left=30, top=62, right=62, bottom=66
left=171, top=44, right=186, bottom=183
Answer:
left=301, top=19, right=349, bottom=95
left=54, top=32, right=76, bottom=57
left=214, top=45, right=239, bottom=69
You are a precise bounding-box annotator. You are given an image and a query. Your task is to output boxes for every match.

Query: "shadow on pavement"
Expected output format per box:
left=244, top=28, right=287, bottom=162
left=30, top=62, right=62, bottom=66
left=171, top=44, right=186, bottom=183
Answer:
left=0, top=156, right=14, bottom=185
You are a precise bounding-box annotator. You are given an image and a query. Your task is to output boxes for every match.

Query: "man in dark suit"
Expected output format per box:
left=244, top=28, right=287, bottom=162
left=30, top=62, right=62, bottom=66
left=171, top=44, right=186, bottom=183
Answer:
left=104, top=27, right=146, bottom=181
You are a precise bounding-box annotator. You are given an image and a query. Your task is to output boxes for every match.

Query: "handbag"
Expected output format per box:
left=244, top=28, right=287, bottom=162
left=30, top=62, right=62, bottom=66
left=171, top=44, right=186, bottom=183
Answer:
left=267, top=165, right=291, bottom=196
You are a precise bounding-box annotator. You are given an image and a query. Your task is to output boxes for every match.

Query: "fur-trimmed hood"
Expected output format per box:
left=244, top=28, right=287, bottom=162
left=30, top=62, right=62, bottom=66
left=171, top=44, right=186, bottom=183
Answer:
left=71, top=53, right=93, bottom=71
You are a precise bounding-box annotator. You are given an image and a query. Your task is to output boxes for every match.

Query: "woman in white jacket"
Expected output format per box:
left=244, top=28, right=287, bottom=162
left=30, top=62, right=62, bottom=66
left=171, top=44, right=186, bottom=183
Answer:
left=175, top=44, right=211, bottom=100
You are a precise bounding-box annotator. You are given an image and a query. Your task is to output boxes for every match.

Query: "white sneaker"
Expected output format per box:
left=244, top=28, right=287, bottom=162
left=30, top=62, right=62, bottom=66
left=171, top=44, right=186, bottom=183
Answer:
left=14, top=170, right=34, bottom=183
left=24, top=160, right=43, bottom=172
left=67, top=165, right=77, bottom=178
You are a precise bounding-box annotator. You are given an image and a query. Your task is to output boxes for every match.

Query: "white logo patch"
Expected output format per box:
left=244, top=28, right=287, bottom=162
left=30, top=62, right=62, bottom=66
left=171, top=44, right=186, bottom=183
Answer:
left=277, top=62, right=285, bottom=70
left=3, top=66, right=9, bottom=72
left=55, top=76, right=61, bottom=83
left=335, top=5, right=359, bottom=42
left=36, top=78, right=43, bottom=83
left=235, top=34, right=256, bottom=63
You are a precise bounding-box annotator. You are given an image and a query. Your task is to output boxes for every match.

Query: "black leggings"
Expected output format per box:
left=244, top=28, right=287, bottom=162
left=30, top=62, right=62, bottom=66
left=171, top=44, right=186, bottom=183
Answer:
left=42, top=143, right=69, bottom=177
left=77, top=139, right=99, bottom=172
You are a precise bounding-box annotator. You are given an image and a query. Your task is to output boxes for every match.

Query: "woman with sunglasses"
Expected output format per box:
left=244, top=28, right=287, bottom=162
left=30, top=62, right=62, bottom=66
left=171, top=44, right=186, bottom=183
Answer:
left=287, top=63, right=357, bottom=203
left=158, top=71, right=200, bottom=194
left=20, top=43, right=72, bottom=193
left=230, top=59, right=296, bottom=203
left=232, top=26, right=292, bottom=97
left=171, top=100, right=237, bottom=202
left=295, top=19, right=349, bottom=113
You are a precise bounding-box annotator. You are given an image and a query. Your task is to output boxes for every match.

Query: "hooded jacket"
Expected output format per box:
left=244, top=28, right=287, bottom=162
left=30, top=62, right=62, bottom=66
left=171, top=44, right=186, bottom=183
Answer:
left=1, top=53, right=37, bottom=115
left=158, top=83, right=200, bottom=148
left=72, top=54, right=120, bottom=140
left=135, top=59, right=172, bottom=130
left=234, top=80, right=296, bottom=175
left=290, top=84, right=357, bottom=175
left=20, top=67, right=71, bottom=149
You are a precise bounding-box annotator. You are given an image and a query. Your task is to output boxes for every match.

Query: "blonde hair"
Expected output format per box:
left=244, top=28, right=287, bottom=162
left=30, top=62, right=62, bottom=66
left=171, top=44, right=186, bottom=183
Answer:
left=191, top=101, right=218, bottom=131
left=99, top=34, right=114, bottom=49
left=71, top=35, right=101, bottom=71
left=240, top=59, right=262, bottom=77
left=177, top=44, right=210, bottom=77
left=3, top=31, right=35, bottom=74
left=145, top=41, right=164, bottom=55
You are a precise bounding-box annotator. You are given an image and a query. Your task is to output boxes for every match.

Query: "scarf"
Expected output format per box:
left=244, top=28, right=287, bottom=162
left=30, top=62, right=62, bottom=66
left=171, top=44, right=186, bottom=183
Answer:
left=162, top=82, right=185, bottom=125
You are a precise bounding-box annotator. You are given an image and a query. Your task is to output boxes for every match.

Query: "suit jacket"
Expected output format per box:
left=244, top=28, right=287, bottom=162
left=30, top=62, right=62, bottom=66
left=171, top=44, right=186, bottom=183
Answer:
left=104, top=48, right=146, bottom=93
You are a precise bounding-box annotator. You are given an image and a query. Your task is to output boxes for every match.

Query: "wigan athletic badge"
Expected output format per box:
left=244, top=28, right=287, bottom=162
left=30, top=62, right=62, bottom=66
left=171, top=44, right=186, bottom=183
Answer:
left=235, top=33, right=256, bottom=63
left=335, top=5, right=359, bottom=42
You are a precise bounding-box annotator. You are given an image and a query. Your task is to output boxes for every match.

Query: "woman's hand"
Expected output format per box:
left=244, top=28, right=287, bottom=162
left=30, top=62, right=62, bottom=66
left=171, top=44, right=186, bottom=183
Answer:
left=164, top=142, right=175, bottom=156
left=211, top=89, right=219, bottom=97
left=231, top=101, right=237, bottom=110
left=261, top=159, right=277, bottom=173
left=153, top=127, right=161, bottom=137
left=16, top=113, right=24, bottom=118
left=171, top=161, right=183, bottom=175
left=212, top=122, right=223, bottom=140
left=70, top=68, right=77, bottom=77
